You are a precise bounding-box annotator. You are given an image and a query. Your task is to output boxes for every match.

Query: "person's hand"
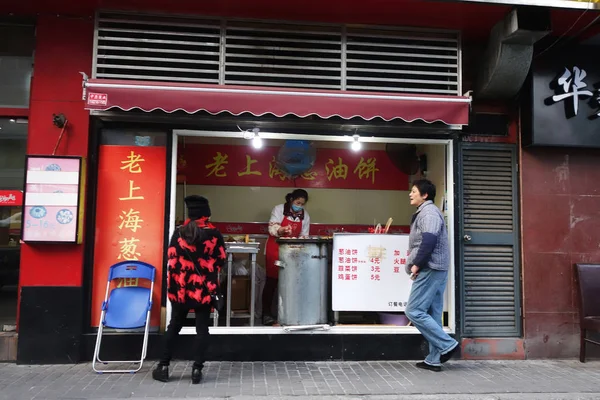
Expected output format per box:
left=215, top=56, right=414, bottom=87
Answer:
left=410, top=265, right=419, bottom=280
left=278, top=226, right=292, bottom=236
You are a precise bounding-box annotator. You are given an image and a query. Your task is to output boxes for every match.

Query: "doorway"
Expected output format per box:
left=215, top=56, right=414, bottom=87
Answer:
left=0, top=118, right=28, bottom=333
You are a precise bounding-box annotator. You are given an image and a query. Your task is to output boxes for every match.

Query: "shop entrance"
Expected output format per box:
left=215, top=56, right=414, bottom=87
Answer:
left=0, top=118, right=27, bottom=334
left=168, top=129, right=456, bottom=336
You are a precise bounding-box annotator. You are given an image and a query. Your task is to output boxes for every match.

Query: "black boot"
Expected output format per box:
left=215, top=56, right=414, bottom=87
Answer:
left=152, top=365, right=169, bottom=382
left=191, top=366, right=203, bottom=384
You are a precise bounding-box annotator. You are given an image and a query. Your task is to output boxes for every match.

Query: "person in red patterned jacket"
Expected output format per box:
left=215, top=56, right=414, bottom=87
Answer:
left=153, top=195, right=226, bottom=384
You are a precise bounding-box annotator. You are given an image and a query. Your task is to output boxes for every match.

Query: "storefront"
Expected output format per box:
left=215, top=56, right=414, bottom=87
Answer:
left=16, top=2, right=598, bottom=364
left=75, top=11, right=470, bottom=358
left=519, top=43, right=600, bottom=359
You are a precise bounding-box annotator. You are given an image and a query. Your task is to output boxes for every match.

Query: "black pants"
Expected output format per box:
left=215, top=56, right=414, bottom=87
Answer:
left=262, top=277, right=278, bottom=318
left=159, top=303, right=212, bottom=369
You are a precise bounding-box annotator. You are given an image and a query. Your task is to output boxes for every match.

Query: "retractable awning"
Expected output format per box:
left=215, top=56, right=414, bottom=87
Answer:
left=83, top=79, right=471, bottom=126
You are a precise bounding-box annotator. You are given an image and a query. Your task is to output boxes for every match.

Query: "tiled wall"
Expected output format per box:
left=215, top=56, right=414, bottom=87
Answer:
left=521, top=147, right=600, bottom=358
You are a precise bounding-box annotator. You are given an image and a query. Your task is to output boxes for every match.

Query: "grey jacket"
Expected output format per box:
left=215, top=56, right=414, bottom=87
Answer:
left=405, top=200, right=450, bottom=273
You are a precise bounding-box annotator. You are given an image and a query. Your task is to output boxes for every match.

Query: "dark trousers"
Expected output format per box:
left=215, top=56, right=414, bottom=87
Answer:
left=262, top=277, right=278, bottom=318
left=159, top=302, right=212, bottom=369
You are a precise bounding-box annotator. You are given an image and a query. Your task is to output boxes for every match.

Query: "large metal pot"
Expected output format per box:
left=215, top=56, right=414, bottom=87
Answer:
left=276, top=238, right=331, bottom=326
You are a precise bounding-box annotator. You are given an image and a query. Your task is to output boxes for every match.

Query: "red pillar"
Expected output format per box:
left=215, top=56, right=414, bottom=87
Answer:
left=17, top=15, right=93, bottom=364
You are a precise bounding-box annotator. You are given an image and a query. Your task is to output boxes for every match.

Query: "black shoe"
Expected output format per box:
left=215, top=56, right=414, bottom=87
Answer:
left=152, top=365, right=169, bottom=382
left=191, top=367, right=203, bottom=384
left=416, top=362, right=441, bottom=372
left=262, top=315, right=276, bottom=326
left=440, top=344, right=458, bottom=364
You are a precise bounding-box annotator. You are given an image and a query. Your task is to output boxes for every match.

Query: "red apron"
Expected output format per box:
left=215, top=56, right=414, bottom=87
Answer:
left=265, top=216, right=302, bottom=279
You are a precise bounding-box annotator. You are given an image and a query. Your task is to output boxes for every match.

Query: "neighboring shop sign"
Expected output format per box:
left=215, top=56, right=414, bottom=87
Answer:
left=524, top=46, right=600, bottom=148
left=332, top=234, right=413, bottom=312
left=91, top=146, right=166, bottom=327
left=178, top=144, right=409, bottom=191
left=21, top=156, right=86, bottom=243
left=0, top=190, right=23, bottom=206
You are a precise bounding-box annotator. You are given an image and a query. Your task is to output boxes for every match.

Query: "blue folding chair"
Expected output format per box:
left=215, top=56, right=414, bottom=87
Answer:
left=92, top=261, right=156, bottom=374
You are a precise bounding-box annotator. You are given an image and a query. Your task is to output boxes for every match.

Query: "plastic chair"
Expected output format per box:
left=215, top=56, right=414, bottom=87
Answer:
left=92, top=261, right=156, bottom=374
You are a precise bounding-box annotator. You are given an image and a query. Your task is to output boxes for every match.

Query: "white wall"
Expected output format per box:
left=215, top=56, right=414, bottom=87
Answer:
left=175, top=139, right=447, bottom=228
left=176, top=185, right=413, bottom=226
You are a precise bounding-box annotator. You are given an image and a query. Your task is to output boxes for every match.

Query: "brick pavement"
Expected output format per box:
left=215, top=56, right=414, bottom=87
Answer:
left=0, top=360, right=599, bottom=400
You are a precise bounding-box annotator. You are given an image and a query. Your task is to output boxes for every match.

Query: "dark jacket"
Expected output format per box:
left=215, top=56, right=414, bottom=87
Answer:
left=166, top=219, right=226, bottom=308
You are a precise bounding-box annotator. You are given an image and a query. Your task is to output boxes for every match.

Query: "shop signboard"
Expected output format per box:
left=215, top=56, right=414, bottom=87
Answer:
left=91, top=145, right=166, bottom=328
left=178, top=144, right=409, bottom=191
left=21, top=156, right=86, bottom=244
left=524, top=45, right=600, bottom=148
left=332, top=233, right=413, bottom=312
left=0, top=190, right=23, bottom=207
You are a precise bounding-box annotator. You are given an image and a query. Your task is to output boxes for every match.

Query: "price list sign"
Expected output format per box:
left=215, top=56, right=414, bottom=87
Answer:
left=332, top=233, right=413, bottom=312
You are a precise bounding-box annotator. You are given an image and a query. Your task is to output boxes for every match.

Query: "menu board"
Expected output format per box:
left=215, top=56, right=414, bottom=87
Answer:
left=21, top=156, right=85, bottom=243
left=332, top=233, right=413, bottom=312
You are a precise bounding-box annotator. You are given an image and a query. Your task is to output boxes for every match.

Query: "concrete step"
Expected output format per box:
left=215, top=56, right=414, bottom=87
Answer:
left=0, top=332, right=17, bottom=361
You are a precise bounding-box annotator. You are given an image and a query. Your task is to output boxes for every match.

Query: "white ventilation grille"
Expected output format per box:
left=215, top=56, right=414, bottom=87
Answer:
left=94, top=12, right=461, bottom=95
left=346, top=27, right=459, bottom=94
left=95, top=13, right=221, bottom=83
left=224, top=21, right=342, bottom=89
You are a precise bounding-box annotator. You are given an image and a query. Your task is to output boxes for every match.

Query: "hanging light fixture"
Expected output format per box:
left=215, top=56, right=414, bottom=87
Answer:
left=251, top=127, right=263, bottom=149
left=351, top=134, right=361, bottom=152
left=239, top=126, right=263, bottom=149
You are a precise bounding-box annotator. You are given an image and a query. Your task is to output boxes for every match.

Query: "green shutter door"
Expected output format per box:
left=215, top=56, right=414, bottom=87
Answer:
left=459, top=143, right=521, bottom=337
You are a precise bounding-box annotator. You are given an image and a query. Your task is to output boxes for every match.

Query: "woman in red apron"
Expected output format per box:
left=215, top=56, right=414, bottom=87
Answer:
left=263, top=189, right=310, bottom=325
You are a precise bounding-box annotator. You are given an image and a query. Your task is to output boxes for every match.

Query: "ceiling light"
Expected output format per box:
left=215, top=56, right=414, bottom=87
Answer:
left=252, top=128, right=263, bottom=149
left=351, top=134, right=361, bottom=152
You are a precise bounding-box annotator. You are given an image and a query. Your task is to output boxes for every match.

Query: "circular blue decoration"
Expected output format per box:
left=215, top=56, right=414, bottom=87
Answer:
left=29, top=206, right=47, bottom=219
left=56, top=209, right=74, bottom=225
left=45, top=164, right=62, bottom=171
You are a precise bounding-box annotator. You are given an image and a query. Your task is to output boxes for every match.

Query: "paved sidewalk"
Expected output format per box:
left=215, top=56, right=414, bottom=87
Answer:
left=0, top=360, right=599, bottom=400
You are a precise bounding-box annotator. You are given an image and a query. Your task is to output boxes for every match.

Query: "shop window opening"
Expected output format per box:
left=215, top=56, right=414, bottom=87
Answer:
left=168, top=129, right=455, bottom=335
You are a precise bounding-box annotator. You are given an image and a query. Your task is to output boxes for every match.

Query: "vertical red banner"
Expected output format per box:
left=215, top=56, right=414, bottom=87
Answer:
left=91, top=145, right=166, bottom=327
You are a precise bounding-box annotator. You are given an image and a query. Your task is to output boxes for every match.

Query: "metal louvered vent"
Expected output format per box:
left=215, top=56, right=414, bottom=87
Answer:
left=460, top=145, right=520, bottom=338
left=463, top=246, right=517, bottom=335
left=95, top=12, right=221, bottom=83
left=224, top=21, right=342, bottom=89
left=345, top=28, right=459, bottom=94
left=462, top=149, right=514, bottom=232
left=94, top=12, right=461, bottom=95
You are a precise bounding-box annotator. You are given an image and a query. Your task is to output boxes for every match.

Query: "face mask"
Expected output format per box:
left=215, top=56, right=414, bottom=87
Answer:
left=291, top=204, right=303, bottom=212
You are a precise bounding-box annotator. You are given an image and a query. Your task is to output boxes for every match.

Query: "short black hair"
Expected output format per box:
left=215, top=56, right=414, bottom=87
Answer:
left=412, top=179, right=436, bottom=203
left=285, top=189, right=309, bottom=203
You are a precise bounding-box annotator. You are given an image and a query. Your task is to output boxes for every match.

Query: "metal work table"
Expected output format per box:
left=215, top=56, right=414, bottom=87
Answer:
left=215, top=242, right=260, bottom=327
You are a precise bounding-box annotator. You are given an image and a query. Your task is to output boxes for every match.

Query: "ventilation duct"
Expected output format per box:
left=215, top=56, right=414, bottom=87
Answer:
left=475, top=7, right=551, bottom=100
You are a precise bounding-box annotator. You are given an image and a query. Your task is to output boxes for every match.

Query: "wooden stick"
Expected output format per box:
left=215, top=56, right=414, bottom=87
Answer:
left=384, top=217, right=393, bottom=233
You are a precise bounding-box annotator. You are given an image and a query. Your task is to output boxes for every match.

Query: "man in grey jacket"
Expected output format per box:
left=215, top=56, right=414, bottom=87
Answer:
left=405, top=179, right=458, bottom=372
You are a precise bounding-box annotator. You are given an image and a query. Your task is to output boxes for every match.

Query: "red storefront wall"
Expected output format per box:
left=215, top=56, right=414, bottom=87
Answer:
left=16, top=16, right=93, bottom=363
left=521, top=147, right=600, bottom=358
left=20, top=17, right=93, bottom=287
left=15, top=2, right=600, bottom=363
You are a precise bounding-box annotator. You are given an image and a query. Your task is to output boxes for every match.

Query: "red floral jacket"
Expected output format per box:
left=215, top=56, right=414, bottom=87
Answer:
left=166, top=218, right=227, bottom=308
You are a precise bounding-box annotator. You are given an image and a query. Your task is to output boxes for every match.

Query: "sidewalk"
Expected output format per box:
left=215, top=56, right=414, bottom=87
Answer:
left=0, top=360, right=599, bottom=400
